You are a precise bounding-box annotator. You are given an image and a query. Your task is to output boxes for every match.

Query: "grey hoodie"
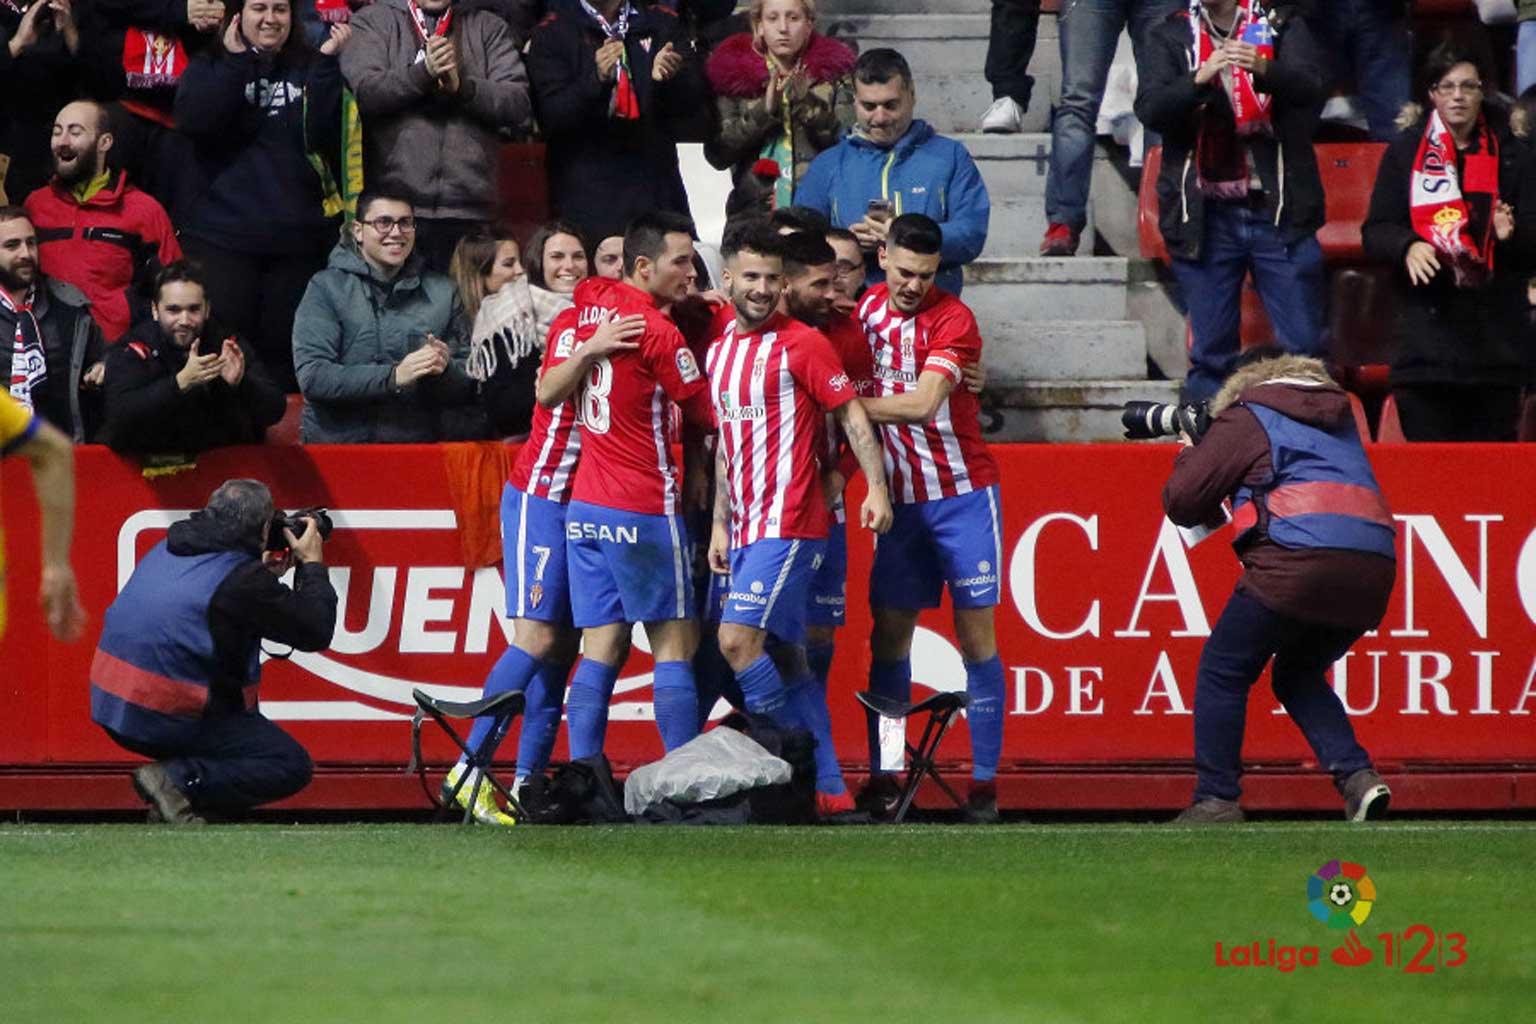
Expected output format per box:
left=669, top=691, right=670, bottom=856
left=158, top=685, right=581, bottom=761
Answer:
left=293, top=236, right=481, bottom=443
left=340, top=0, right=532, bottom=220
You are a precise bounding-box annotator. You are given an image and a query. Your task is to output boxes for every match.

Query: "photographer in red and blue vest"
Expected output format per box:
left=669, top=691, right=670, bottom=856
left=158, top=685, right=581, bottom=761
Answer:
left=89, top=479, right=338, bottom=823
left=1162, top=349, right=1396, bottom=825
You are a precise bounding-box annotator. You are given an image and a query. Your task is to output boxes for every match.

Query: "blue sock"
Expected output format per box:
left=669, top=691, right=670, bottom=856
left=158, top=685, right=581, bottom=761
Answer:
left=515, top=659, right=572, bottom=778
left=461, top=646, right=543, bottom=765
left=806, top=642, right=835, bottom=689
left=866, top=658, right=911, bottom=775
left=652, top=660, right=700, bottom=752
left=788, top=669, right=846, bottom=795
left=565, top=658, right=621, bottom=760
left=736, top=653, right=793, bottom=726
left=966, top=655, right=1006, bottom=782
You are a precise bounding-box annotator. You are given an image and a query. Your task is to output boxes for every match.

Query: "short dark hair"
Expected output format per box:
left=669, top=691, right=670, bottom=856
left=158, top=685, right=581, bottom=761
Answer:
left=1419, top=36, right=1493, bottom=97
left=780, top=231, right=837, bottom=278
left=886, top=213, right=943, bottom=255
left=623, top=211, right=696, bottom=276
left=769, top=206, right=831, bottom=236
left=720, top=219, right=784, bottom=263
left=854, top=48, right=913, bottom=92
left=355, top=190, right=413, bottom=222
left=525, top=220, right=588, bottom=290
left=204, top=478, right=274, bottom=546
left=0, top=205, right=32, bottom=228
left=825, top=226, right=858, bottom=248
left=153, top=260, right=207, bottom=302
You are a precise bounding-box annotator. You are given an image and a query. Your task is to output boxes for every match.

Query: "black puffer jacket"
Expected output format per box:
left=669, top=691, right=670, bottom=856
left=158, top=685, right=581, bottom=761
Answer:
left=1362, top=104, right=1533, bottom=388
left=1134, top=7, right=1327, bottom=261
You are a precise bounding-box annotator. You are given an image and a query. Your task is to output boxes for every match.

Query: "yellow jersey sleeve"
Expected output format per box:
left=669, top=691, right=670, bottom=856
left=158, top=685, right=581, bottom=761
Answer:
left=0, top=392, right=38, bottom=456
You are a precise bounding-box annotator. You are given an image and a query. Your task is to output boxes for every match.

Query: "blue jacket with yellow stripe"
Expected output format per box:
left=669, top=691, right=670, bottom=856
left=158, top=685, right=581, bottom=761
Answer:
left=794, top=119, right=990, bottom=296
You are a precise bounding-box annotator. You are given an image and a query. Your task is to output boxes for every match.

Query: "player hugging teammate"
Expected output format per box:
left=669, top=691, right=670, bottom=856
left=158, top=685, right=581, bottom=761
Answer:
left=454, top=210, right=1007, bottom=824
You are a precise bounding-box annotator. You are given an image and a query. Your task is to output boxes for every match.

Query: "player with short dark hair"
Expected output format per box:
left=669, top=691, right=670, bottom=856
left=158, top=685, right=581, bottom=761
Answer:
left=706, top=222, right=891, bottom=815
left=854, top=212, right=1006, bottom=823
left=541, top=211, right=715, bottom=759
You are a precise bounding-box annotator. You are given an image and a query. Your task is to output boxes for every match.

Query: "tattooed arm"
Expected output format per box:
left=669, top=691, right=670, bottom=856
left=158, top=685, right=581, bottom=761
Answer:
left=834, top=399, right=894, bottom=533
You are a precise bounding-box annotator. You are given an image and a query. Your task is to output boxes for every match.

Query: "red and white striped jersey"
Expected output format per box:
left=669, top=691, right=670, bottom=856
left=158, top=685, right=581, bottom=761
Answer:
left=508, top=307, right=582, bottom=503
left=706, top=312, right=855, bottom=546
left=818, top=311, right=876, bottom=525
left=857, top=283, right=998, bottom=503
left=567, top=277, right=710, bottom=516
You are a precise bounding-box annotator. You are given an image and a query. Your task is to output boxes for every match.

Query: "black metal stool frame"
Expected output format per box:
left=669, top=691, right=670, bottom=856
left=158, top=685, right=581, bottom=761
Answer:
left=408, top=688, right=527, bottom=824
left=856, top=690, right=971, bottom=823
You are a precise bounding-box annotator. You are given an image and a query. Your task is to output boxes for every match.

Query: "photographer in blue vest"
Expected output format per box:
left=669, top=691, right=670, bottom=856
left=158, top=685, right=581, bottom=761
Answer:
left=90, top=479, right=338, bottom=823
left=1162, top=349, right=1396, bottom=825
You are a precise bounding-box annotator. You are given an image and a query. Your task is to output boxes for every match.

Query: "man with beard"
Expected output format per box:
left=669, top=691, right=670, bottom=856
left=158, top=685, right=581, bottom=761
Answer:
left=0, top=206, right=106, bottom=442
left=704, top=222, right=892, bottom=816
left=24, top=101, right=182, bottom=342
left=102, top=261, right=286, bottom=455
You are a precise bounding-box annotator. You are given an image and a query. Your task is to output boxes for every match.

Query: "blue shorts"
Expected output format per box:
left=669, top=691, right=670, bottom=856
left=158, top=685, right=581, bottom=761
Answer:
left=720, top=537, right=826, bottom=644
left=501, top=485, right=572, bottom=624
left=806, top=520, right=848, bottom=628
left=566, top=500, right=694, bottom=627
left=870, top=485, right=1003, bottom=611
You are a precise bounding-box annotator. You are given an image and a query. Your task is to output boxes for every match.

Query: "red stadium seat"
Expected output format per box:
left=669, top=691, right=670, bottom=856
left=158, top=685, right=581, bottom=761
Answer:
left=1347, top=391, right=1373, bottom=443
left=1314, top=144, right=1386, bottom=262
left=267, top=393, right=304, bottom=446
left=1329, top=266, right=1397, bottom=397
left=1376, top=394, right=1407, bottom=443
left=1139, top=145, right=1167, bottom=263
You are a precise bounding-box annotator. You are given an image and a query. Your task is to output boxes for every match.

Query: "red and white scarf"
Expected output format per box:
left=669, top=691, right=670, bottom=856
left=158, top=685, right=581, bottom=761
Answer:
left=580, top=0, right=640, bottom=120
left=407, top=0, right=453, bottom=65
left=122, top=29, right=190, bottom=89
left=3, top=286, right=46, bottom=411
left=1410, top=109, right=1499, bottom=288
left=1190, top=0, right=1273, bottom=137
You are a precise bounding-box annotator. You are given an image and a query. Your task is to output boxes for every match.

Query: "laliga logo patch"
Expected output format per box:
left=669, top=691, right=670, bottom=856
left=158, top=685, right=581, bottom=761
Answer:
left=676, top=348, right=701, bottom=383
left=554, top=328, right=576, bottom=358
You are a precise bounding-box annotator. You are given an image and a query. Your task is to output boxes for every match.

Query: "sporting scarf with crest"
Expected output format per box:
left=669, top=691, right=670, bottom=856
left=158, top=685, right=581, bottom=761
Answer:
left=580, top=0, right=640, bottom=119
left=1410, top=108, right=1500, bottom=288
left=2, top=287, right=46, bottom=411
left=406, top=0, right=453, bottom=65
left=1190, top=0, right=1273, bottom=136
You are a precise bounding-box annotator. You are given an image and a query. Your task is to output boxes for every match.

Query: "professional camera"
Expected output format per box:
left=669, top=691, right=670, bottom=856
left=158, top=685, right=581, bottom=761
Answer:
left=266, top=506, right=334, bottom=551
left=1121, top=400, right=1211, bottom=441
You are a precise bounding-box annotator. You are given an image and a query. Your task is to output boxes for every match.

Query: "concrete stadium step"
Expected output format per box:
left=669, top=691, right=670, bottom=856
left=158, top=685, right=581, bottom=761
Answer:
left=984, top=321, right=1148, bottom=382
left=825, top=13, right=1060, bottom=136
left=823, top=0, right=989, bottom=14
left=985, top=197, right=1092, bottom=258
left=963, top=257, right=1129, bottom=323
left=956, top=132, right=1054, bottom=197
left=983, top=379, right=1183, bottom=443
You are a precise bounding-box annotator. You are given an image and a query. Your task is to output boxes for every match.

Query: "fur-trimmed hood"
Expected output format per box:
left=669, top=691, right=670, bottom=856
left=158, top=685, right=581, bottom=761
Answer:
left=705, top=31, right=856, bottom=97
left=1210, top=354, right=1350, bottom=431
left=1393, top=100, right=1512, bottom=136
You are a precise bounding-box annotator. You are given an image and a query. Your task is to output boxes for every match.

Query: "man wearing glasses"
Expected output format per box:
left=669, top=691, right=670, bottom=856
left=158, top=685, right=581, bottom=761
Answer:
left=293, top=191, right=481, bottom=442
left=1134, top=0, right=1329, bottom=403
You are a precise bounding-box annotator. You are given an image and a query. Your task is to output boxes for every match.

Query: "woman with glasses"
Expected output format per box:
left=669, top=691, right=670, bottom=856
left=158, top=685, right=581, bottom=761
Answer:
left=174, top=0, right=353, bottom=391
left=1362, top=39, right=1531, bottom=441
left=293, top=190, right=483, bottom=442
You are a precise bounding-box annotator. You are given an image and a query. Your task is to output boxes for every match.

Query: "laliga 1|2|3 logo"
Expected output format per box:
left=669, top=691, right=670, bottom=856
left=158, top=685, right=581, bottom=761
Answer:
left=1213, top=859, right=1467, bottom=974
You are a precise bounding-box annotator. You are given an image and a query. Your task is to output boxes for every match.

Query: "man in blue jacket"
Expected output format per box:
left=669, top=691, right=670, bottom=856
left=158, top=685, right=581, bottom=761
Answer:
left=793, top=48, right=989, bottom=296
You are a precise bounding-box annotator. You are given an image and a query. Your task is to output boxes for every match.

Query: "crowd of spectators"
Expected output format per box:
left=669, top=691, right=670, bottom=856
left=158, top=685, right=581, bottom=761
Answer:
left=0, top=0, right=1532, bottom=450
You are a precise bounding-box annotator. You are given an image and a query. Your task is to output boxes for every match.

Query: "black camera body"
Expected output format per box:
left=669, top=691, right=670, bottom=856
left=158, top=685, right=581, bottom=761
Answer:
left=266, top=506, right=334, bottom=551
left=1121, top=400, right=1211, bottom=442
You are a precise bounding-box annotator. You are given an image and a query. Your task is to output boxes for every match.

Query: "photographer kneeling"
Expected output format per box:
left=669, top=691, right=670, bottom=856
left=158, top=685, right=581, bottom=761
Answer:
left=90, top=480, right=338, bottom=823
left=1162, top=350, right=1395, bottom=824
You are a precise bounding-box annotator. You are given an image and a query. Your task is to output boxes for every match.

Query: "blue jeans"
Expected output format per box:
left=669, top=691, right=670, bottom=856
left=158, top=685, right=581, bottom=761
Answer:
left=1046, top=0, right=1182, bottom=229
left=107, top=711, right=313, bottom=814
left=1520, top=21, right=1536, bottom=97
left=1315, top=0, right=1411, bottom=142
left=1170, top=203, right=1325, bottom=403
left=1194, top=587, right=1374, bottom=803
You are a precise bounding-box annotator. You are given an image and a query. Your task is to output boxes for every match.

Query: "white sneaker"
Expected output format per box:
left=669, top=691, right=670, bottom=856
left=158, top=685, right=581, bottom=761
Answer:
left=979, top=96, right=1024, bottom=134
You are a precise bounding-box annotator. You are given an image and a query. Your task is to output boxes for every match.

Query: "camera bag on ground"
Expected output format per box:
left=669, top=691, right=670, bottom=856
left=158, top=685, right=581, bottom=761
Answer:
left=519, top=753, right=628, bottom=825
left=628, top=714, right=818, bottom=826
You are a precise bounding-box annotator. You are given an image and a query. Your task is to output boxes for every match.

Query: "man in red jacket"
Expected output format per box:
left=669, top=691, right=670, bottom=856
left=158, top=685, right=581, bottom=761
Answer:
left=24, top=100, right=182, bottom=342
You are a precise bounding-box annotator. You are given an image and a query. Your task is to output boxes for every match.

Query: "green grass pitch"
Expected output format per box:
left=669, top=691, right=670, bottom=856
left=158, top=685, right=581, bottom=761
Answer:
left=2, top=821, right=1532, bottom=1023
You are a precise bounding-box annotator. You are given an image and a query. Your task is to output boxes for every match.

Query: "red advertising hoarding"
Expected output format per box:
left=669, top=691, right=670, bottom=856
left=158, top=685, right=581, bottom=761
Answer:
left=3, top=443, right=1533, bottom=811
